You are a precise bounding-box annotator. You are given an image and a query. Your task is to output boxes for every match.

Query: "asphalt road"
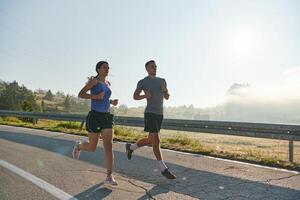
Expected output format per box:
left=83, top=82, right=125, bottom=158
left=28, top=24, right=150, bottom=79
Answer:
left=0, top=125, right=299, bottom=200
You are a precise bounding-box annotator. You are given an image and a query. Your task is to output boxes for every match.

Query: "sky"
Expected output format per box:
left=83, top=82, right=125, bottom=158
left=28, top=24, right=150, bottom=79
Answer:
left=1, top=0, right=300, bottom=108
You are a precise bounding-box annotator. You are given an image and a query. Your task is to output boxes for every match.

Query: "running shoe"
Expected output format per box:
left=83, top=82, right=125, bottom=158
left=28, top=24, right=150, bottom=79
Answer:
left=125, top=143, right=134, bottom=160
left=72, top=140, right=81, bottom=159
left=104, top=175, right=118, bottom=185
left=161, top=168, right=176, bottom=179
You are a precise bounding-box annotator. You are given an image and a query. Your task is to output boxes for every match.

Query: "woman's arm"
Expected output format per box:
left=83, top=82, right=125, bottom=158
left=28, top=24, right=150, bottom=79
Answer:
left=78, top=78, right=104, bottom=100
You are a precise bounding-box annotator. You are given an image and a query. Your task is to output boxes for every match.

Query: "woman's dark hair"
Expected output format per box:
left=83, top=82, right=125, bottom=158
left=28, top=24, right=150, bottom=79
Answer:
left=95, top=61, right=108, bottom=78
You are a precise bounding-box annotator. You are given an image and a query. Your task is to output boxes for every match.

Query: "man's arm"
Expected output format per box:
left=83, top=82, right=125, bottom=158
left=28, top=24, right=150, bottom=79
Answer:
left=133, top=80, right=151, bottom=100
left=133, top=88, right=151, bottom=100
left=162, top=79, right=170, bottom=100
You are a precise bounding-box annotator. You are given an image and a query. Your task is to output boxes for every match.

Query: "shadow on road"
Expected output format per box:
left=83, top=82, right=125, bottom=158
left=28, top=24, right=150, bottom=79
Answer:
left=73, top=183, right=112, bottom=200
left=1, top=129, right=300, bottom=200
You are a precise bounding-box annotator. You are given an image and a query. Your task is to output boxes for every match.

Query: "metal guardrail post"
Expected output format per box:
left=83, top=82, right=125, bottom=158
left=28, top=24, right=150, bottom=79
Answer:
left=33, top=118, right=38, bottom=125
left=289, top=140, right=294, bottom=163
left=80, top=120, right=85, bottom=130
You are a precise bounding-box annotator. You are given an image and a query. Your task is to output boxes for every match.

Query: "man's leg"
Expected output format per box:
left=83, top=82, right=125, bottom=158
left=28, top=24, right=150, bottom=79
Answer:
left=150, top=132, right=167, bottom=170
left=126, top=112, right=153, bottom=159
left=127, top=133, right=161, bottom=159
left=126, top=134, right=152, bottom=159
left=149, top=132, right=162, bottom=160
left=137, top=134, right=152, bottom=147
left=151, top=132, right=176, bottom=179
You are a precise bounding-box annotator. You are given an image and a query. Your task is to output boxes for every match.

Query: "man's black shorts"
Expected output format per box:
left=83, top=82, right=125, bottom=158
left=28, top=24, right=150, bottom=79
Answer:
left=144, top=112, right=163, bottom=133
left=86, top=110, right=114, bottom=133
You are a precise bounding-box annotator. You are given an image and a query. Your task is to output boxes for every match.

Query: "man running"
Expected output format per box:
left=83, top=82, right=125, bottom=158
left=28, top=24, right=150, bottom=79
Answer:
left=125, top=60, right=176, bottom=179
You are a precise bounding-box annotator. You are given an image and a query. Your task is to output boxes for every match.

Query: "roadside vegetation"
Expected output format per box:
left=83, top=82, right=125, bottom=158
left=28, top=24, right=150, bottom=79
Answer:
left=1, top=116, right=299, bottom=171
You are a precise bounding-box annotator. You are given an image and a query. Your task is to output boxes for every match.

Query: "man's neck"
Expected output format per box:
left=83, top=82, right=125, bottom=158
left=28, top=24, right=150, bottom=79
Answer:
left=148, top=74, right=156, bottom=79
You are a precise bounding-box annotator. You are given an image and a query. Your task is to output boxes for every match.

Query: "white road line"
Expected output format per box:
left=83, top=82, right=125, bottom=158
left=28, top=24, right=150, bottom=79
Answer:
left=0, top=159, right=78, bottom=200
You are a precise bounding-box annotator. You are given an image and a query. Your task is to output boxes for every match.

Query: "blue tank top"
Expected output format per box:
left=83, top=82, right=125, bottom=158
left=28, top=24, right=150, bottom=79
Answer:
left=91, top=80, right=111, bottom=112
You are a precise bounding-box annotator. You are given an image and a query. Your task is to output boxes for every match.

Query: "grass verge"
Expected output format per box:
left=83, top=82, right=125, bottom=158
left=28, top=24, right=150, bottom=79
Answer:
left=0, top=117, right=299, bottom=171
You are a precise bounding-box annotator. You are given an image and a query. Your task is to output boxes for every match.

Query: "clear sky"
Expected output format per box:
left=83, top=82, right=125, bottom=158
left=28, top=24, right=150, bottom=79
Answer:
left=1, top=0, right=300, bottom=107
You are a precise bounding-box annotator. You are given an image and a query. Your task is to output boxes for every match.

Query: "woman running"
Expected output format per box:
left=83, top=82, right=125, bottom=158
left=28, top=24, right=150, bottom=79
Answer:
left=73, top=61, right=119, bottom=185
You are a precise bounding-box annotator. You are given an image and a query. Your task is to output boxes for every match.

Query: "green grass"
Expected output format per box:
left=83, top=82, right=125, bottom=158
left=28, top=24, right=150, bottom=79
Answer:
left=0, top=117, right=87, bottom=135
left=55, top=121, right=81, bottom=129
left=160, top=134, right=212, bottom=154
left=0, top=117, right=299, bottom=170
left=114, top=126, right=147, bottom=142
left=1, top=116, right=23, bottom=123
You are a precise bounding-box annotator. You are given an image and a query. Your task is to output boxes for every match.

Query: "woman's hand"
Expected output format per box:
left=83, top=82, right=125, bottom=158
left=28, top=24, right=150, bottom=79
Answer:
left=110, top=99, right=119, bottom=106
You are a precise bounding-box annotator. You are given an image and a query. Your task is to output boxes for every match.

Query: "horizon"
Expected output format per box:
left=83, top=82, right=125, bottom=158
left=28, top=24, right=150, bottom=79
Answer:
left=1, top=77, right=300, bottom=124
left=0, top=77, right=245, bottom=109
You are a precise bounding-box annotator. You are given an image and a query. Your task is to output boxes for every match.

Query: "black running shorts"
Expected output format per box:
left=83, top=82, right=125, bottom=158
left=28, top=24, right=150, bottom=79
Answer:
left=86, top=110, right=114, bottom=133
left=144, top=112, right=163, bottom=133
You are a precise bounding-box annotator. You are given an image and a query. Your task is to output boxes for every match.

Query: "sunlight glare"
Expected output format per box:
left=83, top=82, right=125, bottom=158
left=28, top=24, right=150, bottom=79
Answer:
left=226, top=27, right=261, bottom=60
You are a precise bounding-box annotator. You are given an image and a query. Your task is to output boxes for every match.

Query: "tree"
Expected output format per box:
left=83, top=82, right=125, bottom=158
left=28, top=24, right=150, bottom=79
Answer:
left=0, top=81, right=39, bottom=111
left=56, top=91, right=65, bottom=97
left=35, top=89, right=46, bottom=94
left=82, top=99, right=90, bottom=112
left=64, top=95, right=71, bottom=113
left=118, top=104, right=128, bottom=115
left=0, top=81, right=6, bottom=108
left=0, top=80, right=5, bottom=93
left=44, top=90, right=53, bottom=101
left=41, top=100, right=45, bottom=112
left=21, top=101, right=33, bottom=112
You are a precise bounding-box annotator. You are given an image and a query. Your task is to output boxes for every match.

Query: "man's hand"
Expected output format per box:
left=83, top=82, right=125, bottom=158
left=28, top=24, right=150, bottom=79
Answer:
left=162, top=80, right=167, bottom=91
left=162, top=80, right=170, bottom=100
left=163, top=90, right=170, bottom=100
left=144, top=89, right=151, bottom=99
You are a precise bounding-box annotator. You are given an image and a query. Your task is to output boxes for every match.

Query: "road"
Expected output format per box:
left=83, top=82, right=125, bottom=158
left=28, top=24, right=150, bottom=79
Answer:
left=0, top=125, right=299, bottom=200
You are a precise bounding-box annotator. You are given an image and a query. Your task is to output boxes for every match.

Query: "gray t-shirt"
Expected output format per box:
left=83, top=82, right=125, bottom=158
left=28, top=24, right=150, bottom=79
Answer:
left=136, top=76, right=166, bottom=115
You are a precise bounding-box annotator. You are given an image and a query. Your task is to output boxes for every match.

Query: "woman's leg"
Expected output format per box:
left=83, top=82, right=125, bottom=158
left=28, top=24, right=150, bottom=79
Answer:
left=101, top=128, right=114, bottom=176
left=78, top=132, right=99, bottom=152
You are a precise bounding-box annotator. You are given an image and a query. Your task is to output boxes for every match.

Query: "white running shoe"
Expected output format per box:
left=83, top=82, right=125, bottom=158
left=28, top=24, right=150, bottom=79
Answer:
left=104, top=175, right=118, bottom=186
left=72, top=140, right=81, bottom=159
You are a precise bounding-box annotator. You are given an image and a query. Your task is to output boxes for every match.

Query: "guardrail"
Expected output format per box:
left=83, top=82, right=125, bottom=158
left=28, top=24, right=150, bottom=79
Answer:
left=0, top=110, right=299, bottom=162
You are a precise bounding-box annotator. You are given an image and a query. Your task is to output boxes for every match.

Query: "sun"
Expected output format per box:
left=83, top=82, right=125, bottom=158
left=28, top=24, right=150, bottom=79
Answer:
left=232, top=32, right=254, bottom=57
left=225, top=27, right=261, bottom=60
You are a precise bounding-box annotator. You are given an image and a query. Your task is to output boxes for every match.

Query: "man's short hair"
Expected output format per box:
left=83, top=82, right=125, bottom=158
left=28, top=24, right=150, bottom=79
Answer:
left=145, top=60, right=155, bottom=68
